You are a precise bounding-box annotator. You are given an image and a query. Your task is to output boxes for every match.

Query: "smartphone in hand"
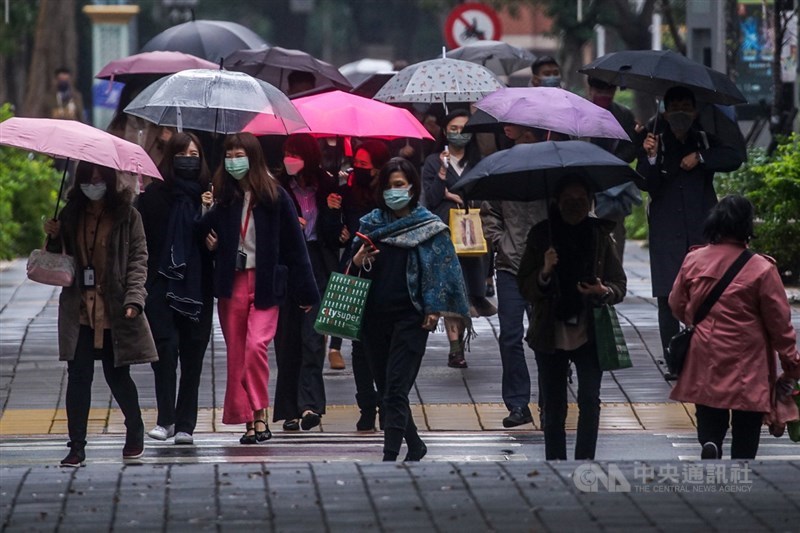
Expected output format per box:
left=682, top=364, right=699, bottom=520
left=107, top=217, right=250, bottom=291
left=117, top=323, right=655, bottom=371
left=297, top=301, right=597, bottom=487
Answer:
left=355, top=231, right=377, bottom=250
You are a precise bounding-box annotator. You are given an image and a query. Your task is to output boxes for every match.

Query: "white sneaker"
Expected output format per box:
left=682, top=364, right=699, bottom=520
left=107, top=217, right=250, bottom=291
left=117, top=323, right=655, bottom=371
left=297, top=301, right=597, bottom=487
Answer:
left=174, top=432, right=193, bottom=445
left=147, top=424, right=175, bottom=441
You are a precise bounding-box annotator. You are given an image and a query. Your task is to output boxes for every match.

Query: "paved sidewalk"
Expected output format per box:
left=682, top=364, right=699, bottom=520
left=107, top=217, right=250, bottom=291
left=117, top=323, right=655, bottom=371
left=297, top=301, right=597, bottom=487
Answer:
left=1, top=461, right=799, bottom=532
left=1, top=242, right=798, bottom=439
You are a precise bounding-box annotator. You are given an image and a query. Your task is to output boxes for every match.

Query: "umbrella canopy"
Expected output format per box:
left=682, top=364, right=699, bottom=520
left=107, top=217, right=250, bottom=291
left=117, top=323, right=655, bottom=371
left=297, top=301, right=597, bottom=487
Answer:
left=446, top=40, right=536, bottom=76
left=474, top=87, right=630, bottom=140
left=0, top=117, right=162, bottom=179
left=224, top=47, right=352, bottom=95
left=451, top=140, right=642, bottom=201
left=339, top=58, right=394, bottom=85
left=373, top=57, right=503, bottom=105
left=245, top=90, right=432, bottom=140
left=124, top=69, right=308, bottom=135
left=350, top=72, right=396, bottom=99
left=579, top=50, right=746, bottom=106
left=462, top=108, right=504, bottom=133
left=96, top=51, right=218, bottom=83
left=140, top=20, right=267, bottom=63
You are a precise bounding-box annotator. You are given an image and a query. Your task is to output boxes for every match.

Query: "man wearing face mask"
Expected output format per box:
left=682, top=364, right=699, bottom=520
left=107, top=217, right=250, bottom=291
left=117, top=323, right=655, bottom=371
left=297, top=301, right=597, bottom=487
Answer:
left=50, top=67, right=85, bottom=122
left=636, top=86, right=742, bottom=368
left=585, top=77, right=644, bottom=262
left=530, top=56, right=561, bottom=88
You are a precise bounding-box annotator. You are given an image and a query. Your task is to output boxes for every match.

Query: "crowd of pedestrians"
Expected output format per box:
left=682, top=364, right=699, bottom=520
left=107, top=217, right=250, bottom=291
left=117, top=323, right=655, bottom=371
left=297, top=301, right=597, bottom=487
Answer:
left=38, top=52, right=799, bottom=468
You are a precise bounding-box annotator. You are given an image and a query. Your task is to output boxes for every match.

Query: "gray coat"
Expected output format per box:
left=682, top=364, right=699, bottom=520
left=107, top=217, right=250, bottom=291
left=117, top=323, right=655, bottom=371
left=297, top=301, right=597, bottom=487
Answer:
left=636, top=124, right=742, bottom=297
left=54, top=199, right=158, bottom=366
left=480, top=199, right=548, bottom=275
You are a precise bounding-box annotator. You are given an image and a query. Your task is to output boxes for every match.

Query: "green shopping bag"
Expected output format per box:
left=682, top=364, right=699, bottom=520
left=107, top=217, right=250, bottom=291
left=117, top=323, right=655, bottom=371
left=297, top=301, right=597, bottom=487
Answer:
left=788, top=384, right=800, bottom=443
left=593, top=304, right=632, bottom=371
left=313, top=271, right=371, bottom=341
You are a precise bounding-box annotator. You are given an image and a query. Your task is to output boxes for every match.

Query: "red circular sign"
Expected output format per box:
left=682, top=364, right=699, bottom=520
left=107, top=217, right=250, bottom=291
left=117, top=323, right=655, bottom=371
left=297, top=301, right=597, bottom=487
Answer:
left=444, top=3, right=503, bottom=50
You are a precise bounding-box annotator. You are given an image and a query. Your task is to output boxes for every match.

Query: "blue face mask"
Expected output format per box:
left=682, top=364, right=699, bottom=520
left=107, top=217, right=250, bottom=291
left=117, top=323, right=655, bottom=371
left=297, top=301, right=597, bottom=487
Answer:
left=383, top=186, right=412, bottom=211
left=539, top=75, right=561, bottom=88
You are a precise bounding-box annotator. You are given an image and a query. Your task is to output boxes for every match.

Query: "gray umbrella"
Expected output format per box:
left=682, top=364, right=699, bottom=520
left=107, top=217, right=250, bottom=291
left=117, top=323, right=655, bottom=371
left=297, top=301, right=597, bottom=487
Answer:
left=451, top=140, right=643, bottom=201
left=124, top=69, right=308, bottom=135
left=140, top=20, right=268, bottom=63
left=446, top=40, right=536, bottom=76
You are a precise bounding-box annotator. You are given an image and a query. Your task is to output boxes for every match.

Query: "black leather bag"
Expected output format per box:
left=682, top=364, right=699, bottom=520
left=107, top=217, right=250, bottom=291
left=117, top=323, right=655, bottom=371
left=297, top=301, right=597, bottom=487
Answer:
left=664, top=250, right=753, bottom=380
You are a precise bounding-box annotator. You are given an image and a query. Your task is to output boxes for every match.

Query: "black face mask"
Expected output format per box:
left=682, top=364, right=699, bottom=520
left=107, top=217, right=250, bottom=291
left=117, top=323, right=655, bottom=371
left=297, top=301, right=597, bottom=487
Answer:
left=353, top=167, right=374, bottom=187
left=57, top=81, right=70, bottom=92
left=173, top=156, right=201, bottom=180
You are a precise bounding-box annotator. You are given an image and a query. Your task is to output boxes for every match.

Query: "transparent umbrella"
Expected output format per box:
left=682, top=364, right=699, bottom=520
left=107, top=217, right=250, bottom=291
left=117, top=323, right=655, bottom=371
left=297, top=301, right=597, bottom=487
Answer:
left=124, top=69, right=308, bottom=135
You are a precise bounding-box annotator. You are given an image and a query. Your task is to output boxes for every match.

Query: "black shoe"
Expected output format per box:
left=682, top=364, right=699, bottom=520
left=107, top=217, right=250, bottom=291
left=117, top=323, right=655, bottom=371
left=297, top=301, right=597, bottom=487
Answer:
left=282, top=419, right=300, bottom=431
left=240, top=424, right=257, bottom=445
left=301, top=411, right=321, bottom=430
left=404, top=442, right=427, bottom=462
left=502, top=408, right=533, bottom=428
left=701, top=442, right=720, bottom=459
left=254, top=420, right=272, bottom=442
left=356, top=410, right=376, bottom=431
left=122, top=442, right=144, bottom=461
left=60, top=441, right=86, bottom=468
left=447, top=350, right=468, bottom=368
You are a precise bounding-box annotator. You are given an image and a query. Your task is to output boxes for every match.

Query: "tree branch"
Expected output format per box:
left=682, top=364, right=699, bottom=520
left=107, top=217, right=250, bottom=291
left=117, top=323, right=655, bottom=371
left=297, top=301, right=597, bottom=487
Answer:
left=660, top=0, right=687, bottom=54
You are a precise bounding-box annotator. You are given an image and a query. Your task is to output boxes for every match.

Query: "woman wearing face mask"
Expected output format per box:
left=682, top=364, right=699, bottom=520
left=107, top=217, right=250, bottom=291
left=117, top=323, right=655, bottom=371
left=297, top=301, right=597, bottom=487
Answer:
left=273, top=134, right=339, bottom=432
left=321, top=139, right=391, bottom=431
left=352, top=157, right=471, bottom=461
left=43, top=161, right=157, bottom=467
left=198, top=133, right=319, bottom=445
left=517, top=176, right=626, bottom=461
left=421, top=109, right=493, bottom=369
left=136, top=132, right=214, bottom=445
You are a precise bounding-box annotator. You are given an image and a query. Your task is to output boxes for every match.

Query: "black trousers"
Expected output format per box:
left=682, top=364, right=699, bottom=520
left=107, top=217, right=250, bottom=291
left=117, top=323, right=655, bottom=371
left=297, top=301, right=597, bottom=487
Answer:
left=352, top=340, right=379, bottom=413
left=273, top=243, right=328, bottom=421
left=67, top=326, right=143, bottom=445
left=361, top=310, right=429, bottom=455
left=535, top=342, right=603, bottom=460
left=657, top=296, right=680, bottom=356
left=150, top=307, right=212, bottom=434
left=695, top=404, right=763, bottom=459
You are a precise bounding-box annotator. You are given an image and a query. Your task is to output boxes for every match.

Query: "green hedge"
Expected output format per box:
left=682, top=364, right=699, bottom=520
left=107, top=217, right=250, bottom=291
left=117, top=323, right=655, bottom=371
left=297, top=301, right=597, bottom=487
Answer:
left=717, top=135, right=800, bottom=283
left=0, top=104, right=62, bottom=260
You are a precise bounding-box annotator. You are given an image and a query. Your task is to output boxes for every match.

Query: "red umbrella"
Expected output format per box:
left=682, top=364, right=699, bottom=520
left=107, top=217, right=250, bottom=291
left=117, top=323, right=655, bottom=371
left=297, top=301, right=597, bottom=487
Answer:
left=243, top=90, right=432, bottom=140
left=96, top=51, right=218, bottom=83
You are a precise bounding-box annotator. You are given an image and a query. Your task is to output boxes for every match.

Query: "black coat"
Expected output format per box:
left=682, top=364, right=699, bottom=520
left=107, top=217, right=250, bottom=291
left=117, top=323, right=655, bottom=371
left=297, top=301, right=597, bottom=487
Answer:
left=636, top=123, right=742, bottom=297
left=197, top=187, right=319, bottom=309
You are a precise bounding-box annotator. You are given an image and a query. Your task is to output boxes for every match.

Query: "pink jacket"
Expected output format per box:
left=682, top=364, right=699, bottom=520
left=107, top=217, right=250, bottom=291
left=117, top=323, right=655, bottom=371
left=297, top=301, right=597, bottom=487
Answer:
left=669, top=243, right=800, bottom=413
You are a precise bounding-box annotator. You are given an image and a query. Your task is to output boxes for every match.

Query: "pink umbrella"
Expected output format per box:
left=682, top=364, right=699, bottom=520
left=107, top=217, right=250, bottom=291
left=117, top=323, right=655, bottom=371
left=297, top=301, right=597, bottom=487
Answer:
left=243, top=90, right=433, bottom=140
left=0, top=117, right=162, bottom=178
left=475, top=87, right=631, bottom=141
left=96, top=51, right=218, bottom=82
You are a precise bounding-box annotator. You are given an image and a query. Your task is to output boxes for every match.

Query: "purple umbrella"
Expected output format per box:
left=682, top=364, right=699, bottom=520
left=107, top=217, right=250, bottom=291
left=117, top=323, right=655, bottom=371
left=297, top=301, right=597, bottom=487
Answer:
left=475, top=87, right=630, bottom=141
left=96, top=51, right=218, bottom=83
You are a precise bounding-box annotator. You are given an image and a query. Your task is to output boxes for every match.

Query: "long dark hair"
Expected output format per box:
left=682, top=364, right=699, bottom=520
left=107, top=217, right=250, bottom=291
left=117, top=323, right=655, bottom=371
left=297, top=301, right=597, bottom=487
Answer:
left=67, top=160, right=132, bottom=211
left=434, top=108, right=481, bottom=169
left=213, top=132, right=279, bottom=207
left=283, top=133, right=324, bottom=187
left=376, top=157, right=421, bottom=212
left=703, top=195, right=754, bottom=244
left=158, top=131, right=211, bottom=189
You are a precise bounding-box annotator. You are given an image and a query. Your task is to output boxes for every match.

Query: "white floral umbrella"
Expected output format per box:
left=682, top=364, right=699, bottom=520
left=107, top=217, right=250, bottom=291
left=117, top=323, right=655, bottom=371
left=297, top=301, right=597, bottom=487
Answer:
left=373, top=56, right=503, bottom=106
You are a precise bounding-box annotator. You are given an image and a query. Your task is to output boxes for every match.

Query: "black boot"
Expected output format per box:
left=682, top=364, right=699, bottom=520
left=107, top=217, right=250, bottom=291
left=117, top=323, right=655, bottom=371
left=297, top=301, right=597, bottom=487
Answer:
left=61, top=440, right=86, bottom=468
left=356, top=409, right=376, bottom=431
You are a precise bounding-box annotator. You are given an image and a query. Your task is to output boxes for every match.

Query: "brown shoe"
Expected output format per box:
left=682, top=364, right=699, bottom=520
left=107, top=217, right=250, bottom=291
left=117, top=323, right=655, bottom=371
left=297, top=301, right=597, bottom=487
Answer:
left=328, top=349, right=345, bottom=370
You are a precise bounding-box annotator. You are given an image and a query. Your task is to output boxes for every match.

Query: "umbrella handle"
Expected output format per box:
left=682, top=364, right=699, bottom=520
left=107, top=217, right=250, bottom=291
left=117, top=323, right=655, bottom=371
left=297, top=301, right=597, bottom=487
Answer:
left=53, top=158, right=69, bottom=220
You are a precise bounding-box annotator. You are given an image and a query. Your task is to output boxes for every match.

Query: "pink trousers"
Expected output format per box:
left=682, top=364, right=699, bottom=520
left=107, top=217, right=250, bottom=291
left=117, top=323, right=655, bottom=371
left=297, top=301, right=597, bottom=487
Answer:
left=217, top=270, right=279, bottom=425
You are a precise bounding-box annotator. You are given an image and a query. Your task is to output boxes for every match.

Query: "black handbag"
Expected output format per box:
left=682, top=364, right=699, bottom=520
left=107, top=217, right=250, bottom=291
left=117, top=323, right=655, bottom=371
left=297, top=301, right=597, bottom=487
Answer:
left=665, top=249, right=753, bottom=380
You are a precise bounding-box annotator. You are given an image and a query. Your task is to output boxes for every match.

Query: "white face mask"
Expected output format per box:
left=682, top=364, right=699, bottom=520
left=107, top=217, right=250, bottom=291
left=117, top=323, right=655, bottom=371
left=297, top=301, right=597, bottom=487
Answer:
left=283, top=156, right=305, bottom=176
left=80, top=182, right=107, bottom=201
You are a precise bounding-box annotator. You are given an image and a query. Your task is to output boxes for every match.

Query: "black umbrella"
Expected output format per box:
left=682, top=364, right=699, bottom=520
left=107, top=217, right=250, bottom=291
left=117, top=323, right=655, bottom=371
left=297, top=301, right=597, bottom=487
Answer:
left=446, top=40, right=536, bottom=76
left=462, top=108, right=503, bottom=133
left=579, top=50, right=746, bottom=106
left=350, top=72, right=396, bottom=99
left=224, top=47, right=352, bottom=95
left=451, top=140, right=643, bottom=201
left=140, top=20, right=268, bottom=63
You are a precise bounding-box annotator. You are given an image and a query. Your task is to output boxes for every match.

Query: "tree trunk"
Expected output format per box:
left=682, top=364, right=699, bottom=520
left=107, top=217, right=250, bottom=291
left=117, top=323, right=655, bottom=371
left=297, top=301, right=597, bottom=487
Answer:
left=724, top=0, right=740, bottom=82
left=21, top=0, right=78, bottom=118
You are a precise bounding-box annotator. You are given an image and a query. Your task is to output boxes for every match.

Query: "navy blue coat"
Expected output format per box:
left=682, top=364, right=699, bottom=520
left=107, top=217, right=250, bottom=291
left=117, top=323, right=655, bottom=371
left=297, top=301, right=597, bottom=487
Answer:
left=197, top=187, right=320, bottom=309
left=636, top=123, right=742, bottom=297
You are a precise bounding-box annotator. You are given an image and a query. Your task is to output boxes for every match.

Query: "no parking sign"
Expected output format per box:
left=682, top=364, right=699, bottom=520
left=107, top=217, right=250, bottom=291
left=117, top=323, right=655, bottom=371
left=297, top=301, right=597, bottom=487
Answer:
left=444, top=3, right=502, bottom=49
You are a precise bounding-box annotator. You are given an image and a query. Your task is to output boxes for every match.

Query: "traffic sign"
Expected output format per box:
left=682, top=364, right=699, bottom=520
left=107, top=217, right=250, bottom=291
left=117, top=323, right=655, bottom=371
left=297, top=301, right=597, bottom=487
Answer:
left=444, top=3, right=502, bottom=49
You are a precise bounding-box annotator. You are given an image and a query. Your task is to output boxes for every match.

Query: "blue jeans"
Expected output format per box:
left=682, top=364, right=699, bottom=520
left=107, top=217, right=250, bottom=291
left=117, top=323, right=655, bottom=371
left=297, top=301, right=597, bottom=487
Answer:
left=496, top=270, right=532, bottom=412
